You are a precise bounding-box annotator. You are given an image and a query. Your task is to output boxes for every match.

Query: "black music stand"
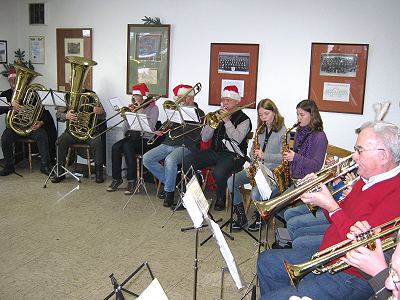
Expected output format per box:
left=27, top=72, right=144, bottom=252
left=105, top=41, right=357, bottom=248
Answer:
left=41, top=89, right=81, bottom=187
left=104, top=261, right=155, bottom=300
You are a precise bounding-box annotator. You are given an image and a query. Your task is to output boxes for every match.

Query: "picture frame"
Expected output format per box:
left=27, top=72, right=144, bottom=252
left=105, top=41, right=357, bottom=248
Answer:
left=308, top=42, right=369, bottom=114
left=56, top=28, right=93, bottom=91
left=127, top=24, right=170, bottom=96
left=29, top=36, right=45, bottom=64
left=0, top=40, right=7, bottom=64
left=209, top=43, right=259, bottom=108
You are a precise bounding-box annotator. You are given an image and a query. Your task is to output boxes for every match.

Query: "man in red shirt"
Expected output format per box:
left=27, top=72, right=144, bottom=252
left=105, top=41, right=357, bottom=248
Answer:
left=257, top=121, right=400, bottom=300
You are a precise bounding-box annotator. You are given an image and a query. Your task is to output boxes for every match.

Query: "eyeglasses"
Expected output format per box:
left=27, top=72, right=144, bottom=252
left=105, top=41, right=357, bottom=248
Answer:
left=353, top=146, right=385, bottom=155
left=389, top=262, right=400, bottom=291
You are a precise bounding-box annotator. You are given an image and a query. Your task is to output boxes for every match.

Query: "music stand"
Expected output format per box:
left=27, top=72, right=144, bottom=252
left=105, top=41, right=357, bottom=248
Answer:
left=40, top=89, right=81, bottom=188
left=0, top=97, right=23, bottom=177
left=104, top=261, right=155, bottom=300
left=123, top=112, right=153, bottom=209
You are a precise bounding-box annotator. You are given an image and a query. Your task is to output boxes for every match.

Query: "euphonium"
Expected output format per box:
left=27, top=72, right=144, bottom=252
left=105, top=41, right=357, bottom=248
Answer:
left=6, top=65, right=45, bottom=136
left=283, top=217, right=400, bottom=288
left=272, top=122, right=300, bottom=194
left=65, top=56, right=100, bottom=141
left=246, top=122, right=266, bottom=187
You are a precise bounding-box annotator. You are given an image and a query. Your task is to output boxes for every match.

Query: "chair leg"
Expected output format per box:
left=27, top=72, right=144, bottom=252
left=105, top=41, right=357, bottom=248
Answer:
left=86, top=148, right=91, bottom=177
left=27, top=142, right=32, bottom=172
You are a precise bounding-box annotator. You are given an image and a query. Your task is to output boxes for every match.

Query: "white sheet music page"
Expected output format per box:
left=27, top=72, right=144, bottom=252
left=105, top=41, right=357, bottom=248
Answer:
left=0, top=97, right=9, bottom=107
left=137, top=278, right=169, bottom=300
left=125, top=112, right=153, bottom=133
left=180, top=106, right=199, bottom=122
left=206, top=218, right=245, bottom=289
left=165, top=108, right=182, bottom=124
left=255, top=164, right=274, bottom=200
left=183, top=176, right=209, bottom=228
left=222, top=139, right=244, bottom=157
left=109, top=97, right=123, bottom=111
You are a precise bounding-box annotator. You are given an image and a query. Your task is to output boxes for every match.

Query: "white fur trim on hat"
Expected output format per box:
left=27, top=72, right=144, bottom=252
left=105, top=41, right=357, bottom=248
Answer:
left=221, top=89, right=241, bottom=101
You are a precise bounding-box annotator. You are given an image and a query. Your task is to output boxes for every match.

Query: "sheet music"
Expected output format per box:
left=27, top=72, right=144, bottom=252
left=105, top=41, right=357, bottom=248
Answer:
left=0, top=97, right=9, bottom=107
left=222, top=139, right=244, bottom=157
left=125, top=112, right=153, bottom=133
left=38, top=90, right=67, bottom=107
left=137, top=278, right=169, bottom=300
left=255, top=164, right=275, bottom=200
left=183, top=176, right=209, bottom=228
left=109, top=97, right=123, bottom=111
left=180, top=106, right=199, bottom=122
left=206, top=218, right=245, bottom=289
left=165, top=108, right=182, bottom=124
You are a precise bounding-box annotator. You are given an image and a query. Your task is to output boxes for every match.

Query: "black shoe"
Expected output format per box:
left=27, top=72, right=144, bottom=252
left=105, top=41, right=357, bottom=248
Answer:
left=271, top=241, right=292, bottom=249
left=0, top=166, right=15, bottom=176
left=40, top=165, right=51, bottom=176
left=158, top=187, right=166, bottom=199
left=163, top=191, right=175, bottom=207
left=248, top=219, right=262, bottom=232
left=107, top=179, right=123, bottom=192
left=95, top=165, right=104, bottom=183
left=51, top=175, right=66, bottom=183
left=170, top=201, right=186, bottom=211
left=124, top=181, right=137, bottom=195
left=231, top=203, right=248, bottom=230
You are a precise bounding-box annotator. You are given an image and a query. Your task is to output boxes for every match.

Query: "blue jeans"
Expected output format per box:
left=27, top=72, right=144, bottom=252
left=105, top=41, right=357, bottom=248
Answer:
left=143, top=144, right=191, bottom=192
left=227, top=169, right=262, bottom=205
left=257, top=248, right=373, bottom=300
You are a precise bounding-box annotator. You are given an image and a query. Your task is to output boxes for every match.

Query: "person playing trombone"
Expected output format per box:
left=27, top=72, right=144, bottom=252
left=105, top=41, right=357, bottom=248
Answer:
left=143, top=84, right=205, bottom=208
left=107, top=83, right=159, bottom=194
left=183, top=85, right=252, bottom=211
left=257, top=120, right=400, bottom=300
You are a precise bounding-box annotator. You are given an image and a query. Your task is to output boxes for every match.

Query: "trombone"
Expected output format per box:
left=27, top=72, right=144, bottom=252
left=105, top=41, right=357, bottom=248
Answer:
left=147, top=83, right=202, bottom=145
left=88, top=95, right=161, bottom=139
left=284, top=217, right=400, bottom=288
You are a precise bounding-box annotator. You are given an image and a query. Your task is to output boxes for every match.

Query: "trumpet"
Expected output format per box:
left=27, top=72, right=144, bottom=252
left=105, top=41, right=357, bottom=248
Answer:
left=88, top=95, right=161, bottom=139
left=284, top=217, right=400, bottom=288
left=147, top=83, right=202, bottom=145
left=205, top=101, right=256, bottom=129
left=254, top=154, right=357, bottom=221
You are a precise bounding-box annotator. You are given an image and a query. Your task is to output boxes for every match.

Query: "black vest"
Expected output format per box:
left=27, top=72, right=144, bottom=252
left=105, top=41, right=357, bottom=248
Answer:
left=211, top=110, right=251, bottom=154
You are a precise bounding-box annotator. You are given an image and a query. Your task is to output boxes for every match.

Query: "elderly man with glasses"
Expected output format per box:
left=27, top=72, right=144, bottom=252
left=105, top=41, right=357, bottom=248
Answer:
left=257, top=121, right=400, bottom=300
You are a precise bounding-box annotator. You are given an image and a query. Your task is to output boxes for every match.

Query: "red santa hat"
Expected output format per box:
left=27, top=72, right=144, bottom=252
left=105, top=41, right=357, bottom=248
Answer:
left=221, top=85, right=241, bottom=101
left=173, top=84, right=194, bottom=99
left=132, top=83, right=149, bottom=96
left=8, top=69, right=16, bottom=79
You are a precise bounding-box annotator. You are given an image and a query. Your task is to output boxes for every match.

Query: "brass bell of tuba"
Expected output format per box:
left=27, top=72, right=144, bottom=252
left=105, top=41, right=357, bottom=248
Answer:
left=6, top=65, right=45, bottom=136
left=65, top=56, right=100, bottom=141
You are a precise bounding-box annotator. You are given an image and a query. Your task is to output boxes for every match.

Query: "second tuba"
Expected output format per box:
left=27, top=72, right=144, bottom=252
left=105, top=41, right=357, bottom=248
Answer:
left=65, top=56, right=100, bottom=141
left=6, top=65, right=45, bottom=136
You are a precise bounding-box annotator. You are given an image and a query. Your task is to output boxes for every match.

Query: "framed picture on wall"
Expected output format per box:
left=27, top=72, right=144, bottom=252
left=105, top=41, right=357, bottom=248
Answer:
left=127, top=24, right=170, bottom=96
left=209, top=43, right=259, bottom=108
left=0, top=40, right=7, bottom=64
left=29, top=36, right=45, bottom=64
left=308, top=42, right=369, bottom=114
left=56, top=28, right=93, bottom=91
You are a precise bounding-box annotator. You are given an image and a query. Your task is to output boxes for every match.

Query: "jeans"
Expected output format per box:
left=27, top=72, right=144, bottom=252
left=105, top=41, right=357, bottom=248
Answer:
left=257, top=248, right=373, bottom=300
left=227, top=169, right=262, bottom=205
left=143, top=144, right=191, bottom=193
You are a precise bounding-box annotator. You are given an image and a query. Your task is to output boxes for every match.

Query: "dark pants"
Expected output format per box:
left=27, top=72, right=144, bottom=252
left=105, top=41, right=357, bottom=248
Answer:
left=183, top=149, right=245, bottom=201
left=56, top=131, right=103, bottom=167
left=1, top=127, right=50, bottom=167
left=111, top=136, right=153, bottom=180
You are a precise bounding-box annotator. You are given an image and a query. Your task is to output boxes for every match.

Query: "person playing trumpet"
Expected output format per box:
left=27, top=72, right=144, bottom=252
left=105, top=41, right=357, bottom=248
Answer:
left=106, top=83, right=159, bottom=194
left=257, top=121, right=400, bottom=300
left=183, top=85, right=252, bottom=211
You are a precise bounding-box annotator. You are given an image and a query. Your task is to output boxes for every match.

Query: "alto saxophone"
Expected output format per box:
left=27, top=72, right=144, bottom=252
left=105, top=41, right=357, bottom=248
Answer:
left=246, top=123, right=266, bottom=187
left=272, top=122, right=300, bottom=194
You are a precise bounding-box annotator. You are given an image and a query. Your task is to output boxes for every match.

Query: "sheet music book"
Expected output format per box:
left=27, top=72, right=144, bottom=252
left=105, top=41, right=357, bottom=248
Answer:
left=109, top=97, right=123, bottom=111
left=137, top=278, right=169, bottom=300
left=222, top=139, right=244, bottom=157
left=206, top=218, right=245, bottom=289
left=255, top=164, right=276, bottom=200
left=182, top=176, right=210, bottom=229
left=125, top=112, right=153, bottom=133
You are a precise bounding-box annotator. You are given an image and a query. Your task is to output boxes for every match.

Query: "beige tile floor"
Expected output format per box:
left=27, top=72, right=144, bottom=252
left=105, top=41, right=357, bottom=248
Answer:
left=0, top=161, right=276, bottom=300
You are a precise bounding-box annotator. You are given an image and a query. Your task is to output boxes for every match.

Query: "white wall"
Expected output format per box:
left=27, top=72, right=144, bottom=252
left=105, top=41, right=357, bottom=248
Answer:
left=1, top=0, right=400, bottom=151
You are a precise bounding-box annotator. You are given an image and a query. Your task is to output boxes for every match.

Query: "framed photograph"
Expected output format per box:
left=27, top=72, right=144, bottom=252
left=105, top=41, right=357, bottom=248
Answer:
left=308, top=43, right=369, bottom=114
left=0, top=40, right=7, bottom=64
left=56, top=28, right=93, bottom=91
left=127, top=24, right=170, bottom=96
left=29, top=36, right=45, bottom=64
left=209, top=43, right=259, bottom=108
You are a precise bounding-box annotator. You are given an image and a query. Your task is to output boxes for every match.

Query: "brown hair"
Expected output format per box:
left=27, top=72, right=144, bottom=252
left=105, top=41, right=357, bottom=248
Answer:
left=296, top=99, right=323, bottom=132
left=257, top=98, right=285, bottom=132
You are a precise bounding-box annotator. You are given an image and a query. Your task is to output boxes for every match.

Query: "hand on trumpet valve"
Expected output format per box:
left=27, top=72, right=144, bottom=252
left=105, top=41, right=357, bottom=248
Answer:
left=66, top=110, right=78, bottom=121
left=300, top=181, right=336, bottom=211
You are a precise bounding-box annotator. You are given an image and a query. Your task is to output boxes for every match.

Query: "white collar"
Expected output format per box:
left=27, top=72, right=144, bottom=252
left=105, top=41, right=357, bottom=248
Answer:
left=362, top=164, right=400, bottom=191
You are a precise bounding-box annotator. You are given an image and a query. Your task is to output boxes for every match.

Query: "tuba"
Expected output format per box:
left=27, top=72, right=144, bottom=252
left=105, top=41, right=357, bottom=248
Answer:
left=6, top=65, right=45, bottom=136
left=65, top=56, right=100, bottom=141
left=246, top=122, right=266, bottom=187
left=272, top=122, right=299, bottom=194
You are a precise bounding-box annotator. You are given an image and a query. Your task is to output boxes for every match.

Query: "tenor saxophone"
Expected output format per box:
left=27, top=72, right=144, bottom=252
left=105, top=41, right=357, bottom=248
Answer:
left=246, top=122, right=266, bottom=187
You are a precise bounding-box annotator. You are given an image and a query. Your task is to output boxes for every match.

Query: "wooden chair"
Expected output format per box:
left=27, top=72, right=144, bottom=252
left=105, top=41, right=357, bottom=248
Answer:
left=14, top=138, right=36, bottom=172
left=66, top=143, right=92, bottom=177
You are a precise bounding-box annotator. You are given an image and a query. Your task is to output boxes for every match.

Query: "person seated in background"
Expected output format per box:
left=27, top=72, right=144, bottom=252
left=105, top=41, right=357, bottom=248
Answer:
left=0, top=68, right=55, bottom=176
left=183, top=85, right=252, bottom=211
left=257, top=121, right=400, bottom=300
left=143, top=84, right=205, bottom=208
left=107, top=83, right=159, bottom=195
left=227, top=98, right=286, bottom=230
left=52, top=89, right=106, bottom=183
